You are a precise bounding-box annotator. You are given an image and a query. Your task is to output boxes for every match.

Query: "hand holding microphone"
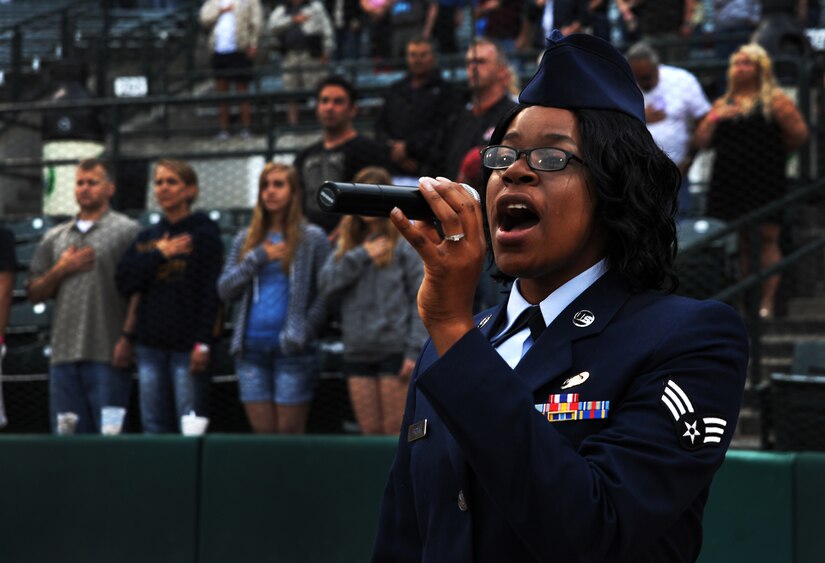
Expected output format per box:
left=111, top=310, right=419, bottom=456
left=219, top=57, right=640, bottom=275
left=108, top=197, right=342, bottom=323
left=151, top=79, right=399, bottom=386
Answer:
left=316, top=180, right=480, bottom=220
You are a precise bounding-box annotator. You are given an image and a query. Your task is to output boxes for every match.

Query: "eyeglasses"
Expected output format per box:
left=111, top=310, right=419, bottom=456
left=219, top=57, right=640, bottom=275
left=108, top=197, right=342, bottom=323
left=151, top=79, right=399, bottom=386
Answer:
left=481, top=145, right=585, bottom=172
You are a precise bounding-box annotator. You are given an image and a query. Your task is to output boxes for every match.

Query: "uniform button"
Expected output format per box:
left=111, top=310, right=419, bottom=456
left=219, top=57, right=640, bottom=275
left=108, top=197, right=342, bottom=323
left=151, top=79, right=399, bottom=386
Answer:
left=457, top=489, right=469, bottom=512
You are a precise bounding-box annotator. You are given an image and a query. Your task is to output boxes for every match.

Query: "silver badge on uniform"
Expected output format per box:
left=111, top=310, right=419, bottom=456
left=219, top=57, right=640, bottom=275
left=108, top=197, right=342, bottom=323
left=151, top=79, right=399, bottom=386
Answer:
left=407, top=419, right=428, bottom=442
left=561, top=371, right=590, bottom=389
left=573, top=310, right=595, bottom=327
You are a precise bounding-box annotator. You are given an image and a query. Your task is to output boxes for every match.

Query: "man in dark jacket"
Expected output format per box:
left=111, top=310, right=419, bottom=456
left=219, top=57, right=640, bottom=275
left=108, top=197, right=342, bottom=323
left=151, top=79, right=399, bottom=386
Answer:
left=442, top=38, right=517, bottom=180
left=375, top=37, right=459, bottom=179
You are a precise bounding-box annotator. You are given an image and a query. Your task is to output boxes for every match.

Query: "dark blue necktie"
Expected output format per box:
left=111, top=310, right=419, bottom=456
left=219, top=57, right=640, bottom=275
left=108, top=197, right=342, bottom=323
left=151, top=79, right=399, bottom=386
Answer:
left=490, top=305, right=545, bottom=347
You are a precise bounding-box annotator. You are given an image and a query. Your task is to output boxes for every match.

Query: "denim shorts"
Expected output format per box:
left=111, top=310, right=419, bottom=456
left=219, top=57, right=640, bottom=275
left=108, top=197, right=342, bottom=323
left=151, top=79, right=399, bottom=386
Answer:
left=236, top=341, right=319, bottom=405
left=342, top=353, right=404, bottom=378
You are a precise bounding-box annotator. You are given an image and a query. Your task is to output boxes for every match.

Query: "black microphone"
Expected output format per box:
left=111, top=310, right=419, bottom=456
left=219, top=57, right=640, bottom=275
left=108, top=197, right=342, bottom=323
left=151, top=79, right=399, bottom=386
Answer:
left=317, top=181, right=480, bottom=220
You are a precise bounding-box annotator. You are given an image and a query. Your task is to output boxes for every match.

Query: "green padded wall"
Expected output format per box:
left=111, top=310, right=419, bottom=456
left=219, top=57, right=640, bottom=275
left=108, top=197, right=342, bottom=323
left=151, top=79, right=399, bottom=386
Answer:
left=1, top=437, right=821, bottom=562
left=199, top=435, right=398, bottom=563
left=698, top=450, right=796, bottom=563
left=0, top=436, right=200, bottom=563
left=796, top=452, right=825, bottom=563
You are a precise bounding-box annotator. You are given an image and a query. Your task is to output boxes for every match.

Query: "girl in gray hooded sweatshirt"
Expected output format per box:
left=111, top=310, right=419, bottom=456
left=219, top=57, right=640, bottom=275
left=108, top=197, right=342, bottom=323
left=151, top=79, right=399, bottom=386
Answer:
left=319, top=166, right=427, bottom=436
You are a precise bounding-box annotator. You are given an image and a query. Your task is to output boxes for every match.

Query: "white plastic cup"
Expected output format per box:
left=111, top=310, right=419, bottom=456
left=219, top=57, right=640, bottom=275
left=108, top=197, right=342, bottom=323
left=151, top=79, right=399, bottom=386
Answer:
left=56, top=412, right=79, bottom=435
left=100, top=406, right=127, bottom=435
left=181, top=411, right=209, bottom=436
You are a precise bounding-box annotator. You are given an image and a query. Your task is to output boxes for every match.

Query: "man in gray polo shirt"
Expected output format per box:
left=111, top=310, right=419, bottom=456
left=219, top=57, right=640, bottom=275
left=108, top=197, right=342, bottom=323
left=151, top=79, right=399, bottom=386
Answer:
left=28, top=158, right=140, bottom=434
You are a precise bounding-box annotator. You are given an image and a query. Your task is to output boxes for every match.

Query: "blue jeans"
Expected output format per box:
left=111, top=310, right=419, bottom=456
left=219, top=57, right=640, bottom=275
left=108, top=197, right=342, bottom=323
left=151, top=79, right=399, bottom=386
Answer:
left=136, top=345, right=209, bottom=434
left=236, top=340, right=318, bottom=405
left=50, top=361, right=133, bottom=434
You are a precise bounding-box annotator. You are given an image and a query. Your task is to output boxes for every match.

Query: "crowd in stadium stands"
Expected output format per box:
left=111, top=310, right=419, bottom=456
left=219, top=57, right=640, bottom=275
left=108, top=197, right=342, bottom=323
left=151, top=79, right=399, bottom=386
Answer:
left=0, top=0, right=814, bottom=434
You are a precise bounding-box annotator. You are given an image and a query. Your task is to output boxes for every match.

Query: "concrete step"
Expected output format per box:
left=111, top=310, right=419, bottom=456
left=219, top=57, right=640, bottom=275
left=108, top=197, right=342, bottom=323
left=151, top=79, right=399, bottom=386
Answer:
left=760, top=333, right=825, bottom=357
left=787, top=297, right=825, bottom=319
left=735, top=312, right=825, bottom=448
left=760, top=316, right=825, bottom=335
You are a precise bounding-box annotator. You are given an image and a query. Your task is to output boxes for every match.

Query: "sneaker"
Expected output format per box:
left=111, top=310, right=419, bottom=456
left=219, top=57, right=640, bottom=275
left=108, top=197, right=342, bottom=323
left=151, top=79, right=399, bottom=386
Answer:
left=216, top=130, right=230, bottom=141
left=239, top=128, right=251, bottom=139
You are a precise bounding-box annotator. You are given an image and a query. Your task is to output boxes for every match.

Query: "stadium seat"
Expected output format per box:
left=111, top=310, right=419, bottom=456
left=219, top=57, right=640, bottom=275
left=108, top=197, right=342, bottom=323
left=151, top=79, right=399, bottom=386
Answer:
left=14, top=241, right=39, bottom=268
left=677, top=217, right=736, bottom=253
left=136, top=211, right=162, bottom=227
left=230, top=208, right=252, bottom=229
left=2, top=338, right=50, bottom=375
left=12, top=269, right=26, bottom=299
left=2, top=216, right=60, bottom=243
left=675, top=217, right=737, bottom=299
left=220, top=233, right=236, bottom=253
left=7, top=301, right=52, bottom=334
left=206, top=209, right=235, bottom=232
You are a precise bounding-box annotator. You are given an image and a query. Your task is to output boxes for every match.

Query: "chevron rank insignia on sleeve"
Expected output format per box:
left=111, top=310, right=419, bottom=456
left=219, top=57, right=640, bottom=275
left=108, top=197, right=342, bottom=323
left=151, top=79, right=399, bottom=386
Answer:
left=661, top=379, right=727, bottom=451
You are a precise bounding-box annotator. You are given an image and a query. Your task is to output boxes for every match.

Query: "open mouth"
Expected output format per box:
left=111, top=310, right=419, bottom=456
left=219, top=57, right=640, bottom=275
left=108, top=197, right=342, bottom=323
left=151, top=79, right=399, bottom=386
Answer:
left=498, top=202, right=540, bottom=232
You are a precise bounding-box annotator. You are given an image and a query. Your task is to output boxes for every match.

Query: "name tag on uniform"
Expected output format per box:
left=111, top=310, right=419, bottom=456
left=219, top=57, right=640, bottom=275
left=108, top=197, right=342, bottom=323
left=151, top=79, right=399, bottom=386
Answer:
left=407, top=419, right=428, bottom=442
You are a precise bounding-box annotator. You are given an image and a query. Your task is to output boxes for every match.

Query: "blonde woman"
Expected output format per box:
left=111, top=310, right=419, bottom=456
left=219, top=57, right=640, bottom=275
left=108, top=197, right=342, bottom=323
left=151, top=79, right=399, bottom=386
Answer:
left=217, top=163, right=331, bottom=434
left=319, top=167, right=427, bottom=435
left=694, top=43, right=809, bottom=318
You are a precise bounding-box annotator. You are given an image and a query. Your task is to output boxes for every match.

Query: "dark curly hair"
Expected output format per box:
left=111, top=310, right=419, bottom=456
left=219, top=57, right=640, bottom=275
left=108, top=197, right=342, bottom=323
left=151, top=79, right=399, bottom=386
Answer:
left=481, top=105, right=680, bottom=293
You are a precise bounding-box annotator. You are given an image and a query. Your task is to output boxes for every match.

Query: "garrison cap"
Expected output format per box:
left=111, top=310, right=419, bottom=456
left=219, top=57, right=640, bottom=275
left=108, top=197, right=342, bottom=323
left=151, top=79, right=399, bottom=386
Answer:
left=519, top=30, right=645, bottom=123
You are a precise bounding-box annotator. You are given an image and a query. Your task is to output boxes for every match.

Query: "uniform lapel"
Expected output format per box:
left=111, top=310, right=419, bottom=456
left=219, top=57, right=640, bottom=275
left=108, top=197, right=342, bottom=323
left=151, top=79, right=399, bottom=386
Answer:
left=476, top=301, right=508, bottom=341
left=514, top=270, right=632, bottom=392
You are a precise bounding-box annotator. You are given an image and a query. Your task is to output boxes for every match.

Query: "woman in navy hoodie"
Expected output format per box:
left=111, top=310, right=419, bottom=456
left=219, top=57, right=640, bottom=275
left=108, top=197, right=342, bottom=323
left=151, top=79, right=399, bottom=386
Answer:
left=116, top=159, right=224, bottom=433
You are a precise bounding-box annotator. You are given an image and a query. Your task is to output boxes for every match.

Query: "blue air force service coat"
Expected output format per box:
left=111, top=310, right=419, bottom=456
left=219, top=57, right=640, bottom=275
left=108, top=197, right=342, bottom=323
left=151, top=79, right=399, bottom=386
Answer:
left=371, top=271, right=749, bottom=563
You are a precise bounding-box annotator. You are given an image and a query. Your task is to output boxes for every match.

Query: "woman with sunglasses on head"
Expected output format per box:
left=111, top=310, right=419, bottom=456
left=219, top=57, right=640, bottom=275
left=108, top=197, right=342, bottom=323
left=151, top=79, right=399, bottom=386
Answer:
left=217, top=163, right=331, bottom=434
left=694, top=43, right=808, bottom=320
left=319, top=166, right=427, bottom=436
left=372, top=31, right=748, bottom=562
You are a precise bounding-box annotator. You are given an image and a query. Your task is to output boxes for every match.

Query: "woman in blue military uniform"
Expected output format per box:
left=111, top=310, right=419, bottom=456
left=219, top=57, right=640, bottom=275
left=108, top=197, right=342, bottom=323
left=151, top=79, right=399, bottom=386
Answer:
left=371, top=31, right=749, bottom=562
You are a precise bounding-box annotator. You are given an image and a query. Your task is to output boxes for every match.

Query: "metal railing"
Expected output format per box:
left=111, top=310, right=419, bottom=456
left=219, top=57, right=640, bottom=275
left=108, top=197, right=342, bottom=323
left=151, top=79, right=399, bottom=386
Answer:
left=677, top=178, right=825, bottom=385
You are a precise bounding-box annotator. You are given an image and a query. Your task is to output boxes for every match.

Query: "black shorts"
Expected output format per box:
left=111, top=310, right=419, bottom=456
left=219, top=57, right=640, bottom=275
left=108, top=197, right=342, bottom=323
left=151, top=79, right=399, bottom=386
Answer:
left=343, top=353, right=404, bottom=378
left=211, top=51, right=253, bottom=83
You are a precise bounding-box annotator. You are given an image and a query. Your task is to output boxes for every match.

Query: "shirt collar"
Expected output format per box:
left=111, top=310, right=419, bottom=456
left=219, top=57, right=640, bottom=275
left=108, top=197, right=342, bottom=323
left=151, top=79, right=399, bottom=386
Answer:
left=71, top=209, right=112, bottom=232
left=501, top=258, right=608, bottom=332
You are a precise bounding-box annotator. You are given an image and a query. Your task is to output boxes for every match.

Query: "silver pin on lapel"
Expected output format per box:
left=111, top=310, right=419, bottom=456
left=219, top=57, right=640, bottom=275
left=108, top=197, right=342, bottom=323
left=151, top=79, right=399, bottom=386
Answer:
left=562, top=371, right=590, bottom=389
left=573, top=310, right=595, bottom=327
left=478, top=314, right=492, bottom=329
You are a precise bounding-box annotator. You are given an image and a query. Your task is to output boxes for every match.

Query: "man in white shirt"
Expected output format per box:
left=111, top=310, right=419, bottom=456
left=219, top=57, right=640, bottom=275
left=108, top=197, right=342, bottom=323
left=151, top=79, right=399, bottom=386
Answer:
left=200, top=0, right=263, bottom=139
left=627, top=41, right=710, bottom=219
